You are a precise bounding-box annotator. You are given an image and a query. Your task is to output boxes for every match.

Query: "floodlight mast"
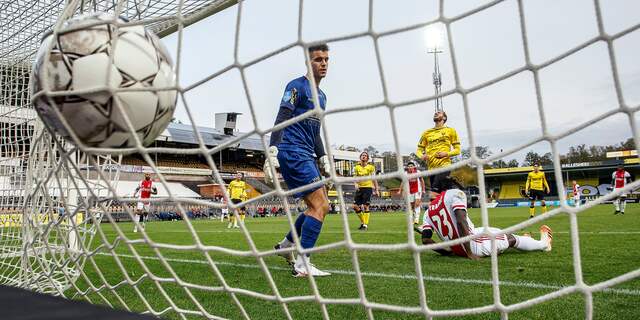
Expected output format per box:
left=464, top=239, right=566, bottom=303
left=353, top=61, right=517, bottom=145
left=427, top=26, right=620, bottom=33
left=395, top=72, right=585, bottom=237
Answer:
left=428, top=46, right=444, bottom=113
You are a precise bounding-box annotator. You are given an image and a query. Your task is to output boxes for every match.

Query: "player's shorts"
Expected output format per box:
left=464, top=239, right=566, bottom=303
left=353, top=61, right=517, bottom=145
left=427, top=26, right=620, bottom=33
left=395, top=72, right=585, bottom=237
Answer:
left=429, top=172, right=450, bottom=193
left=614, top=188, right=628, bottom=198
left=470, top=227, right=510, bottom=257
left=528, top=189, right=545, bottom=201
left=408, top=192, right=423, bottom=203
left=278, top=149, right=322, bottom=199
left=231, top=198, right=245, bottom=210
left=354, top=187, right=373, bottom=206
left=136, top=202, right=150, bottom=213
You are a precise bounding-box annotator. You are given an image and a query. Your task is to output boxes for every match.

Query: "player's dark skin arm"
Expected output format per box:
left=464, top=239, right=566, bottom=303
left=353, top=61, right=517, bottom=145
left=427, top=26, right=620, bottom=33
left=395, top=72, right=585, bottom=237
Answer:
left=414, top=226, right=452, bottom=256
left=453, top=209, right=480, bottom=260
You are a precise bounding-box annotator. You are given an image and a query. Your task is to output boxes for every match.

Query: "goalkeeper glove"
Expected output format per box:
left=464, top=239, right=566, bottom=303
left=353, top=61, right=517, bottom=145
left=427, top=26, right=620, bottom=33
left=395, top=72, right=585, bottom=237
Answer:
left=263, top=146, right=280, bottom=185
left=319, top=155, right=333, bottom=189
left=319, top=155, right=332, bottom=176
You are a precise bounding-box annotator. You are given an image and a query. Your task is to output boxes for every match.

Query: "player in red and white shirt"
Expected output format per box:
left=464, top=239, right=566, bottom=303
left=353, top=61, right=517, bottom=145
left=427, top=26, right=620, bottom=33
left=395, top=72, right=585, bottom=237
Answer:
left=133, top=172, right=158, bottom=232
left=571, top=180, right=581, bottom=208
left=397, top=162, right=426, bottom=224
left=415, top=176, right=552, bottom=259
left=611, top=165, right=632, bottom=215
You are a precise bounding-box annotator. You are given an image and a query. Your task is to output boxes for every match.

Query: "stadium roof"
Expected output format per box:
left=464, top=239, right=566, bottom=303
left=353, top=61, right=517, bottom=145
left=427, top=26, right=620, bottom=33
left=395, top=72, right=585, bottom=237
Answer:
left=160, top=123, right=265, bottom=151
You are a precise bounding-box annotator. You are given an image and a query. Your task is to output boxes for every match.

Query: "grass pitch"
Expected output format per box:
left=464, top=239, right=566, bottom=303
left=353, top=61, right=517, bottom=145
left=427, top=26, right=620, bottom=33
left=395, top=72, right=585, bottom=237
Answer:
left=76, top=204, right=640, bottom=319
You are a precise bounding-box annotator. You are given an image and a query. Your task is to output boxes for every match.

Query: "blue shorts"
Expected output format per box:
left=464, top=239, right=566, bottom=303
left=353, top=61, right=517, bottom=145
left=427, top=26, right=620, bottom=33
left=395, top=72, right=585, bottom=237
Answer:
left=278, top=149, right=322, bottom=199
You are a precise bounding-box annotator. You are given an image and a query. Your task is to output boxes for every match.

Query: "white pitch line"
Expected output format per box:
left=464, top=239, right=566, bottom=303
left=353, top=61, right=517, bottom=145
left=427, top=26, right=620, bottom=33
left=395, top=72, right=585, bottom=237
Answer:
left=96, top=253, right=640, bottom=297
left=101, top=230, right=640, bottom=235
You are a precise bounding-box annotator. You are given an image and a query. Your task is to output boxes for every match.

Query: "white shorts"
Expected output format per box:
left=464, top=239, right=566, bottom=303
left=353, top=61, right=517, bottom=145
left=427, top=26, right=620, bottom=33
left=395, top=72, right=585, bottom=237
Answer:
left=615, top=188, right=628, bottom=198
left=136, top=202, right=150, bottom=213
left=408, top=192, right=423, bottom=203
left=470, top=227, right=510, bottom=257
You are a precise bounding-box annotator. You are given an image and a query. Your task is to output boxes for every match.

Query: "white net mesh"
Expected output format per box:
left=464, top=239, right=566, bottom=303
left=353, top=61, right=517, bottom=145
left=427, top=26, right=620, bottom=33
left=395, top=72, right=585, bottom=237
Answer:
left=1, top=0, right=640, bottom=319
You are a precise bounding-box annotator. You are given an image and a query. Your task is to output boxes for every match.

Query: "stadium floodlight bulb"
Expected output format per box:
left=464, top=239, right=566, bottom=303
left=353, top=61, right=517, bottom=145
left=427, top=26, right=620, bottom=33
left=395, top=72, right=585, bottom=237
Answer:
left=425, top=25, right=444, bottom=52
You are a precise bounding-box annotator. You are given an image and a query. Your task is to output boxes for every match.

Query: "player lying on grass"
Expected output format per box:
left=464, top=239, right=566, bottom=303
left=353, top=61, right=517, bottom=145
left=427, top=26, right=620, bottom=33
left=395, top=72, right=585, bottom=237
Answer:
left=415, top=176, right=552, bottom=259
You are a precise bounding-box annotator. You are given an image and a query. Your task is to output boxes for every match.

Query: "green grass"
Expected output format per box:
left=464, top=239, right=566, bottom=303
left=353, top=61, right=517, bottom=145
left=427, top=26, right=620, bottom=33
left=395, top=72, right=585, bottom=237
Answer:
left=71, top=204, right=640, bottom=319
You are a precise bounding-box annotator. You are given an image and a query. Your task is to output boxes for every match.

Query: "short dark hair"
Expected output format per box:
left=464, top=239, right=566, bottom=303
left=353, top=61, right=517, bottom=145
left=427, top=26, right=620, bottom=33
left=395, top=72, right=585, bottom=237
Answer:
left=308, top=43, right=329, bottom=54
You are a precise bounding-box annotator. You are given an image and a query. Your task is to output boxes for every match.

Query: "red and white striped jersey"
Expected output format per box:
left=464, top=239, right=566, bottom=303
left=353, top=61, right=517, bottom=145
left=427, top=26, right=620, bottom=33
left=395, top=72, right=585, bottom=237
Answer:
left=421, top=189, right=473, bottom=257
left=612, top=170, right=631, bottom=189
left=572, top=184, right=580, bottom=197
left=409, top=170, right=422, bottom=194
left=138, top=180, right=154, bottom=200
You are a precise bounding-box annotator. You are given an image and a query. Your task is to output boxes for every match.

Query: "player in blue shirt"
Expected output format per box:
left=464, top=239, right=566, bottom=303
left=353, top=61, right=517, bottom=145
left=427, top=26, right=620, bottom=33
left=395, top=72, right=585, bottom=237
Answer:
left=265, top=43, right=332, bottom=277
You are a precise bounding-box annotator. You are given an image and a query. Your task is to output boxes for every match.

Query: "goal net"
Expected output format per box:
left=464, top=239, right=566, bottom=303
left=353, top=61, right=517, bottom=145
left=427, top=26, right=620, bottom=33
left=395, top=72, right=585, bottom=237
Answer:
left=1, top=0, right=639, bottom=319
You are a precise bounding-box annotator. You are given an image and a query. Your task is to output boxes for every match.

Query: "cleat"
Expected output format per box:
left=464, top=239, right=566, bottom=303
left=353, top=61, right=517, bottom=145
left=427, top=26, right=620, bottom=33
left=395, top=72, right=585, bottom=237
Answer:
left=362, top=224, right=368, bottom=231
left=292, top=255, right=331, bottom=277
left=539, top=225, right=553, bottom=252
left=274, top=243, right=295, bottom=266
left=358, top=224, right=364, bottom=230
left=614, top=211, right=620, bottom=215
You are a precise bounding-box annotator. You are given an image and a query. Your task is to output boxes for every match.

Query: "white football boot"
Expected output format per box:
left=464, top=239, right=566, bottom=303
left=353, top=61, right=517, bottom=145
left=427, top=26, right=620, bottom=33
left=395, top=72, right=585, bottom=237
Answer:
left=539, top=225, right=553, bottom=252
left=292, top=255, right=331, bottom=277
left=274, top=241, right=295, bottom=266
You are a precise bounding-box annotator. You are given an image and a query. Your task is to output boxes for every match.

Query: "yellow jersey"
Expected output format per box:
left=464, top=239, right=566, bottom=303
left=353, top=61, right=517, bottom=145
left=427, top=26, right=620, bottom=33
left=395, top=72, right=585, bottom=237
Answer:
left=354, top=163, right=376, bottom=188
left=526, top=171, right=549, bottom=191
left=228, top=180, right=246, bottom=200
left=416, top=126, right=461, bottom=169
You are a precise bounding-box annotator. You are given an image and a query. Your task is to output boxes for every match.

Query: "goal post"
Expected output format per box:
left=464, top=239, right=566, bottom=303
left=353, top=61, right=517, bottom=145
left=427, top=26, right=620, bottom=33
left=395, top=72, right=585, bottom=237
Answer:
left=1, top=0, right=639, bottom=319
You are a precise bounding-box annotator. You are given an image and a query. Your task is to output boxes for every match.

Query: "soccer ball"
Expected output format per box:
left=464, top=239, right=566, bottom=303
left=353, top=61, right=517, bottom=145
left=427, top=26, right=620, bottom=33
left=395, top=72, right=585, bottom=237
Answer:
left=31, top=13, right=177, bottom=148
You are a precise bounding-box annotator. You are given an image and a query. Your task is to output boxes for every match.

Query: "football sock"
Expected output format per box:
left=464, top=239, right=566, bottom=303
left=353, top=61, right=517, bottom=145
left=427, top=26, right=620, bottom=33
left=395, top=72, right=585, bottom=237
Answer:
left=286, top=213, right=307, bottom=242
left=513, top=235, right=547, bottom=251
left=355, top=209, right=364, bottom=224
left=300, top=216, right=323, bottom=251
left=529, top=206, right=535, bottom=217
left=541, top=205, right=547, bottom=214
left=363, top=212, right=370, bottom=225
left=414, top=206, right=421, bottom=222
left=621, top=199, right=626, bottom=213
left=614, top=199, right=620, bottom=212
left=240, top=213, right=245, bottom=222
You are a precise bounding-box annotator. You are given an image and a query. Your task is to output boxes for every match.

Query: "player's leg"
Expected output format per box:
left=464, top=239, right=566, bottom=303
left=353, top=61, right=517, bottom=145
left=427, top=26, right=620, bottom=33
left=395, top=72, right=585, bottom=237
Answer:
left=361, top=188, right=372, bottom=230
left=574, top=196, right=580, bottom=208
left=614, top=196, right=620, bottom=214
left=529, top=197, right=536, bottom=218
left=239, top=207, right=245, bottom=226
left=507, top=225, right=552, bottom=252
left=413, top=197, right=422, bottom=224
left=292, top=187, right=331, bottom=277
left=620, top=195, right=627, bottom=214
left=353, top=190, right=365, bottom=229
left=540, top=194, right=547, bottom=214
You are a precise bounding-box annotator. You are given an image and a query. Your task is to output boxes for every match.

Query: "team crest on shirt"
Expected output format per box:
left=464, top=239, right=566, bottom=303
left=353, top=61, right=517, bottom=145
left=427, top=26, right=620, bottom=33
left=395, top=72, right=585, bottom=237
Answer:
left=282, top=88, right=298, bottom=105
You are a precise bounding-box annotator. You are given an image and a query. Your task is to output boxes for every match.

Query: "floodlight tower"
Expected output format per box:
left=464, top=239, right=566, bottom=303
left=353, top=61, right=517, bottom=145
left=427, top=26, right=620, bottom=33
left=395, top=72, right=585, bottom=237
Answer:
left=426, top=26, right=444, bottom=112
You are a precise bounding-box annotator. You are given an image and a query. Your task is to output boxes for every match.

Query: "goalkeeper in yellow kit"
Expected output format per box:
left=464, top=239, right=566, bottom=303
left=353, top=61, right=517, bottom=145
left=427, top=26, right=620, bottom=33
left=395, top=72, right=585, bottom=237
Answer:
left=416, top=111, right=461, bottom=197
left=525, top=163, right=550, bottom=218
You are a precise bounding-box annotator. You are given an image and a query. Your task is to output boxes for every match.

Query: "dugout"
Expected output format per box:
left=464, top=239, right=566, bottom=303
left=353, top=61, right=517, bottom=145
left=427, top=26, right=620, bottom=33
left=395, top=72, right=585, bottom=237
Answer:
left=484, top=158, right=640, bottom=206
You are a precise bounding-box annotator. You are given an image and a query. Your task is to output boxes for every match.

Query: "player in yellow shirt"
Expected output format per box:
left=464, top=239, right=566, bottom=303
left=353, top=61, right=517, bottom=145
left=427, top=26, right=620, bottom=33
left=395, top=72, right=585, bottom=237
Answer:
left=352, top=151, right=379, bottom=230
left=228, top=172, right=248, bottom=229
left=416, top=111, right=461, bottom=197
left=525, top=164, right=550, bottom=218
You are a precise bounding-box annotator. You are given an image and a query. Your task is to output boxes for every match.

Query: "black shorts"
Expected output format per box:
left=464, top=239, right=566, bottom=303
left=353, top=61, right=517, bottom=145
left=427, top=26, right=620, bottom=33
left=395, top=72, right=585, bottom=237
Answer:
left=528, top=189, right=545, bottom=201
left=231, top=198, right=245, bottom=210
left=354, top=187, right=373, bottom=206
left=429, top=172, right=450, bottom=193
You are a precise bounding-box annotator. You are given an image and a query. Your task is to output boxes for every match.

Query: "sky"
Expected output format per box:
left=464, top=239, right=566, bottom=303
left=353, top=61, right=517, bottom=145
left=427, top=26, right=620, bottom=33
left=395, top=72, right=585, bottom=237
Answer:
left=161, top=0, right=640, bottom=163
